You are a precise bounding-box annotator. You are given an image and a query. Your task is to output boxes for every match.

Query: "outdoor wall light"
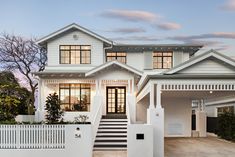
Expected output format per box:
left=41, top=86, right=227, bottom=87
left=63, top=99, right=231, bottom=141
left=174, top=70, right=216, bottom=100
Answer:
left=209, top=91, right=213, bottom=94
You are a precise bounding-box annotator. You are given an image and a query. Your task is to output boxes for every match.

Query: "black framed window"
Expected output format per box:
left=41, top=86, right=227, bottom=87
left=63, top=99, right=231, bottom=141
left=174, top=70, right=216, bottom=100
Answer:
left=106, top=52, right=126, bottom=64
left=60, top=45, right=91, bottom=64
left=153, top=52, right=172, bottom=69
left=59, top=84, right=91, bottom=112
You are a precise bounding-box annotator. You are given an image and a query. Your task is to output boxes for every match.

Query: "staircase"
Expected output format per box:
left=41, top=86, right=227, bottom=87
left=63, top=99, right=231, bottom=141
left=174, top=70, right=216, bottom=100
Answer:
left=93, top=114, right=128, bottom=151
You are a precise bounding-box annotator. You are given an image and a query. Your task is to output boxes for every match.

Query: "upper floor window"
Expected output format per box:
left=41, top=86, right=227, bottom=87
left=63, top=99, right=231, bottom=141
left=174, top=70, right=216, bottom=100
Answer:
left=60, top=45, right=91, bottom=64
left=153, top=52, right=173, bottom=69
left=106, top=52, right=126, bottom=64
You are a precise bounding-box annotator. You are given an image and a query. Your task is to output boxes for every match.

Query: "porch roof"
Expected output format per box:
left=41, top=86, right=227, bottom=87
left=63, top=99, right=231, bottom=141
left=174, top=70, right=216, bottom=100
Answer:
left=33, top=71, right=85, bottom=78
left=85, top=60, right=143, bottom=77
left=164, top=49, right=235, bottom=74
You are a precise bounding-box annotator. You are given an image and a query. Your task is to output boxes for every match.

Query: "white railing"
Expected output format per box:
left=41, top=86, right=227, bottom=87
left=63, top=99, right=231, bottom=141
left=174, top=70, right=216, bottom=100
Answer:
left=161, top=83, right=235, bottom=91
left=0, top=125, right=65, bottom=149
left=91, top=95, right=103, bottom=141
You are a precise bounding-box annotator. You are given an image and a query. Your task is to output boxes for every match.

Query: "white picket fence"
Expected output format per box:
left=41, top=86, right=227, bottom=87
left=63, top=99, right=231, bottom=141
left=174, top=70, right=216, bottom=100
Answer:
left=0, top=125, right=65, bottom=149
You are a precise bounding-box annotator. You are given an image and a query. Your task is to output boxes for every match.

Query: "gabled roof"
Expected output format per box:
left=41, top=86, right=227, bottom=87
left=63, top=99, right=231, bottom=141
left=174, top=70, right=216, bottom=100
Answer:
left=164, top=49, right=235, bottom=74
left=36, top=23, right=113, bottom=45
left=85, top=60, right=143, bottom=77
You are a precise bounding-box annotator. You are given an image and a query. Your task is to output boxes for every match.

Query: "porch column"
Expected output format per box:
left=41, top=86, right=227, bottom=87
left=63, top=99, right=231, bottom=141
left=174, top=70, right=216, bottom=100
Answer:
left=128, top=79, right=131, bottom=94
left=95, top=80, right=100, bottom=95
left=196, top=99, right=207, bottom=137
left=35, top=79, right=45, bottom=122
left=156, top=84, right=162, bottom=108
left=132, top=78, right=135, bottom=95
left=149, top=83, right=155, bottom=109
left=147, top=83, right=164, bottom=157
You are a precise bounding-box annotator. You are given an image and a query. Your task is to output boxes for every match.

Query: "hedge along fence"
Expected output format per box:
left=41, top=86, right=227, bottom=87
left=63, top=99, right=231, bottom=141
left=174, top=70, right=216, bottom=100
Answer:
left=217, top=112, right=235, bottom=141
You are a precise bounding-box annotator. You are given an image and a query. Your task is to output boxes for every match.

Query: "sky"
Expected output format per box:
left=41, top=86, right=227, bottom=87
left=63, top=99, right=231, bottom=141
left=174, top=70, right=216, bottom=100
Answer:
left=0, top=0, right=235, bottom=56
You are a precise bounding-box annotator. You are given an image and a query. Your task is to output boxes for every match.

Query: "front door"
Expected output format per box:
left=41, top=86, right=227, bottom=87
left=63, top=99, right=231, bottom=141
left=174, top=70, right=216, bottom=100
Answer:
left=106, top=87, right=126, bottom=114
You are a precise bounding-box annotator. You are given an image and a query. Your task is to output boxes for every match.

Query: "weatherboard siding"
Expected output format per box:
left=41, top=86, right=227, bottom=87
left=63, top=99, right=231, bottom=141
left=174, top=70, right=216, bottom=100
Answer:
left=47, top=30, right=104, bottom=67
left=127, top=52, right=144, bottom=71
left=178, top=59, right=235, bottom=74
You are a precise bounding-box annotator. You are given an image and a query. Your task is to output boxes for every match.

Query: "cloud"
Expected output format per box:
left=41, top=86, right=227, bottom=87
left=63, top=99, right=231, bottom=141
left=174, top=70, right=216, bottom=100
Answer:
left=100, top=9, right=182, bottom=31
left=100, top=9, right=160, bottom=23
left=168, top=32, right=235, bottom=41
left=156, top=22, right=181, bottom=30
left=108, top=27, right=146, bottom=34
left=111, top=35, right=160, bottom=41
left=220, top=0, right=235, bottom=11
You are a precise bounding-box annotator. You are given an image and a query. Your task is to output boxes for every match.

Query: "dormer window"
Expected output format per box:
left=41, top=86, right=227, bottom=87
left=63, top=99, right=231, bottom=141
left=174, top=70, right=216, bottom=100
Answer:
left=153, top=52, right=172, bottom=69
left=60, top=45, right=91, bottom=64
left=106, top=52, right=126, bottom=64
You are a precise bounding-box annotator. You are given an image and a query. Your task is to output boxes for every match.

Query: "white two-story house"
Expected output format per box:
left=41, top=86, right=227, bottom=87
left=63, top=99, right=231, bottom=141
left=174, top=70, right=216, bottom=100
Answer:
left=35, top=23, right=235, bottom=155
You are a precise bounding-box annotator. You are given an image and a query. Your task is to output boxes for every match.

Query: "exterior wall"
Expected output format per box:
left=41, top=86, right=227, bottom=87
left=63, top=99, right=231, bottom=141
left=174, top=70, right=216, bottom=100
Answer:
left=178, top=59, right=235, bottom=74
left=47, top=30, right=104, bottom=68
left=205, top=103, right=235, bottom=117
left=126, top=52, right=144, bottom=71
left=162, top=97, right=192, bottom=137
left=136, top=94, right=149, bottom=123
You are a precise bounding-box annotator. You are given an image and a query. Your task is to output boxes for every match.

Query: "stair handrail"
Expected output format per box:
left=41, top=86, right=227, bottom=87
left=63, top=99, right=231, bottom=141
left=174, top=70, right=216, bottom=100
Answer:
left=91, top=95, right=103, bottom=142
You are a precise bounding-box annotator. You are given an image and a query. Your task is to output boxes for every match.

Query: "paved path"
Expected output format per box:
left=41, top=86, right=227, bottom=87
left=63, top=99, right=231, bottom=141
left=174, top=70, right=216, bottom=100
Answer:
left=165, top=137, right=235, bottom=157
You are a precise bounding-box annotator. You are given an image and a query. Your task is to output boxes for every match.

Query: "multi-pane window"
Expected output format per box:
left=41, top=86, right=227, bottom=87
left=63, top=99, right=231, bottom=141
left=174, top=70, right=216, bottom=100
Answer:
left=106, top=52, right=126, bottom=64
left=59, top=84, right=91, bottom=112
left=153, top=52, right=173, bottom=69
left=217, top=106, right=234, bottom=116
left=60, top=45, right=91, bottom=64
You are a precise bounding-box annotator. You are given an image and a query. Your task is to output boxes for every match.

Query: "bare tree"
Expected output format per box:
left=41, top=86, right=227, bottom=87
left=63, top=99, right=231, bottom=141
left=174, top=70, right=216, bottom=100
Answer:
left=0, top=33, right=47, bottom=113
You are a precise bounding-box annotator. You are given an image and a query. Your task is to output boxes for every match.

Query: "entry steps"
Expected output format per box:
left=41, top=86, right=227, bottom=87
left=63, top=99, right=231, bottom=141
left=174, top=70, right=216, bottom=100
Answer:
left=93, top=115, right=127, bottom=151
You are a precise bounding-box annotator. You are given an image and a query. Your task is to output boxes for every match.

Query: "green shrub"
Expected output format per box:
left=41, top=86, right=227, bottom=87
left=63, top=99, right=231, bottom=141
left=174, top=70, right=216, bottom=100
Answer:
left=45, top=93, right=64, bottom=123
left=0, top=95, right=20, bottom=122
left=217, top=112, right=235, bottom=141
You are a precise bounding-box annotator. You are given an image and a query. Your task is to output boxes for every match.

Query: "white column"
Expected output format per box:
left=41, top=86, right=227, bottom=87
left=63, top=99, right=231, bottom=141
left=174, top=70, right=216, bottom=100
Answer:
left=132, top=78, right=135, bottom=95
left=128, top=79, right=131, bottom=94
left=196, top=99, right=207, bottom=137
left=149, top=83, right=155, bottom=109
left=147, top=83, right=164, bottom=157
left=35, top=78, right=44, bottom=122
left=156, top=84, right=162, bottom=108
left=95, top=80, right=99, bottom=95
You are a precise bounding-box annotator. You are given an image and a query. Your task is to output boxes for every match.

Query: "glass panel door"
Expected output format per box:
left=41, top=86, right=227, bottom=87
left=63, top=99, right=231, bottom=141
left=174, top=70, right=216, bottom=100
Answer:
left=107, top=87, right=126, bottom=114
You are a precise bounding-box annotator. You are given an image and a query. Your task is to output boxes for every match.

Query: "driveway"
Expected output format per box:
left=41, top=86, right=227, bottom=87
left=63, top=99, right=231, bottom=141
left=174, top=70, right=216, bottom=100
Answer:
left=165, top=137, right=235, bottom=157
left=93, top=136, right=235, bottom=157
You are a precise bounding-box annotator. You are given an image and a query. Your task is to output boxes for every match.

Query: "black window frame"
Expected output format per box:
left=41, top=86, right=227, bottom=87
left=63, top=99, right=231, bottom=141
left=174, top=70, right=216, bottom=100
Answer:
left=153, top=51, right=173, bottom=69
left=59, top=83, right=91, bottom=112
left=59, top=45, right=91, bottom=64
left=106, top=52, right=127, bottom=64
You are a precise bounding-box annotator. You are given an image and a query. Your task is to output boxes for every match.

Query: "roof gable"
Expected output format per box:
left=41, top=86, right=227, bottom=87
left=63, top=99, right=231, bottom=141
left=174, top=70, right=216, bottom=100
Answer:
left=164, top=49, right=235, bottom=75
left=37, top=23, right=113, bottom=45
left=85, top=61, right=143, bottom=77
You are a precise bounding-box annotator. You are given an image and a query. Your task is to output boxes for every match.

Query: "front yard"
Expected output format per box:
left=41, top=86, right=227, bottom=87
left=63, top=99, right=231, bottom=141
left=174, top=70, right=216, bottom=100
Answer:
left=165, top=136, right=235, bottom=157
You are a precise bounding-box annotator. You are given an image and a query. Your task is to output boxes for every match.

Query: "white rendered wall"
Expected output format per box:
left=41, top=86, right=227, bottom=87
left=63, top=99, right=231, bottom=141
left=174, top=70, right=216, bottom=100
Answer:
left=128, top=124, right=153, bottom=157
left=47, top=30, right=104, bottom=67
left=136, top=94, right=149, bottom=123
left=162, top=97, right=192, bottom=137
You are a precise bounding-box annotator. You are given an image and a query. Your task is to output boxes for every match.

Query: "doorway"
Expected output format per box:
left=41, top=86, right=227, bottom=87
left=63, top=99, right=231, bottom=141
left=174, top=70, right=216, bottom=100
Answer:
left=106, top=87, right=126, bottom=114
